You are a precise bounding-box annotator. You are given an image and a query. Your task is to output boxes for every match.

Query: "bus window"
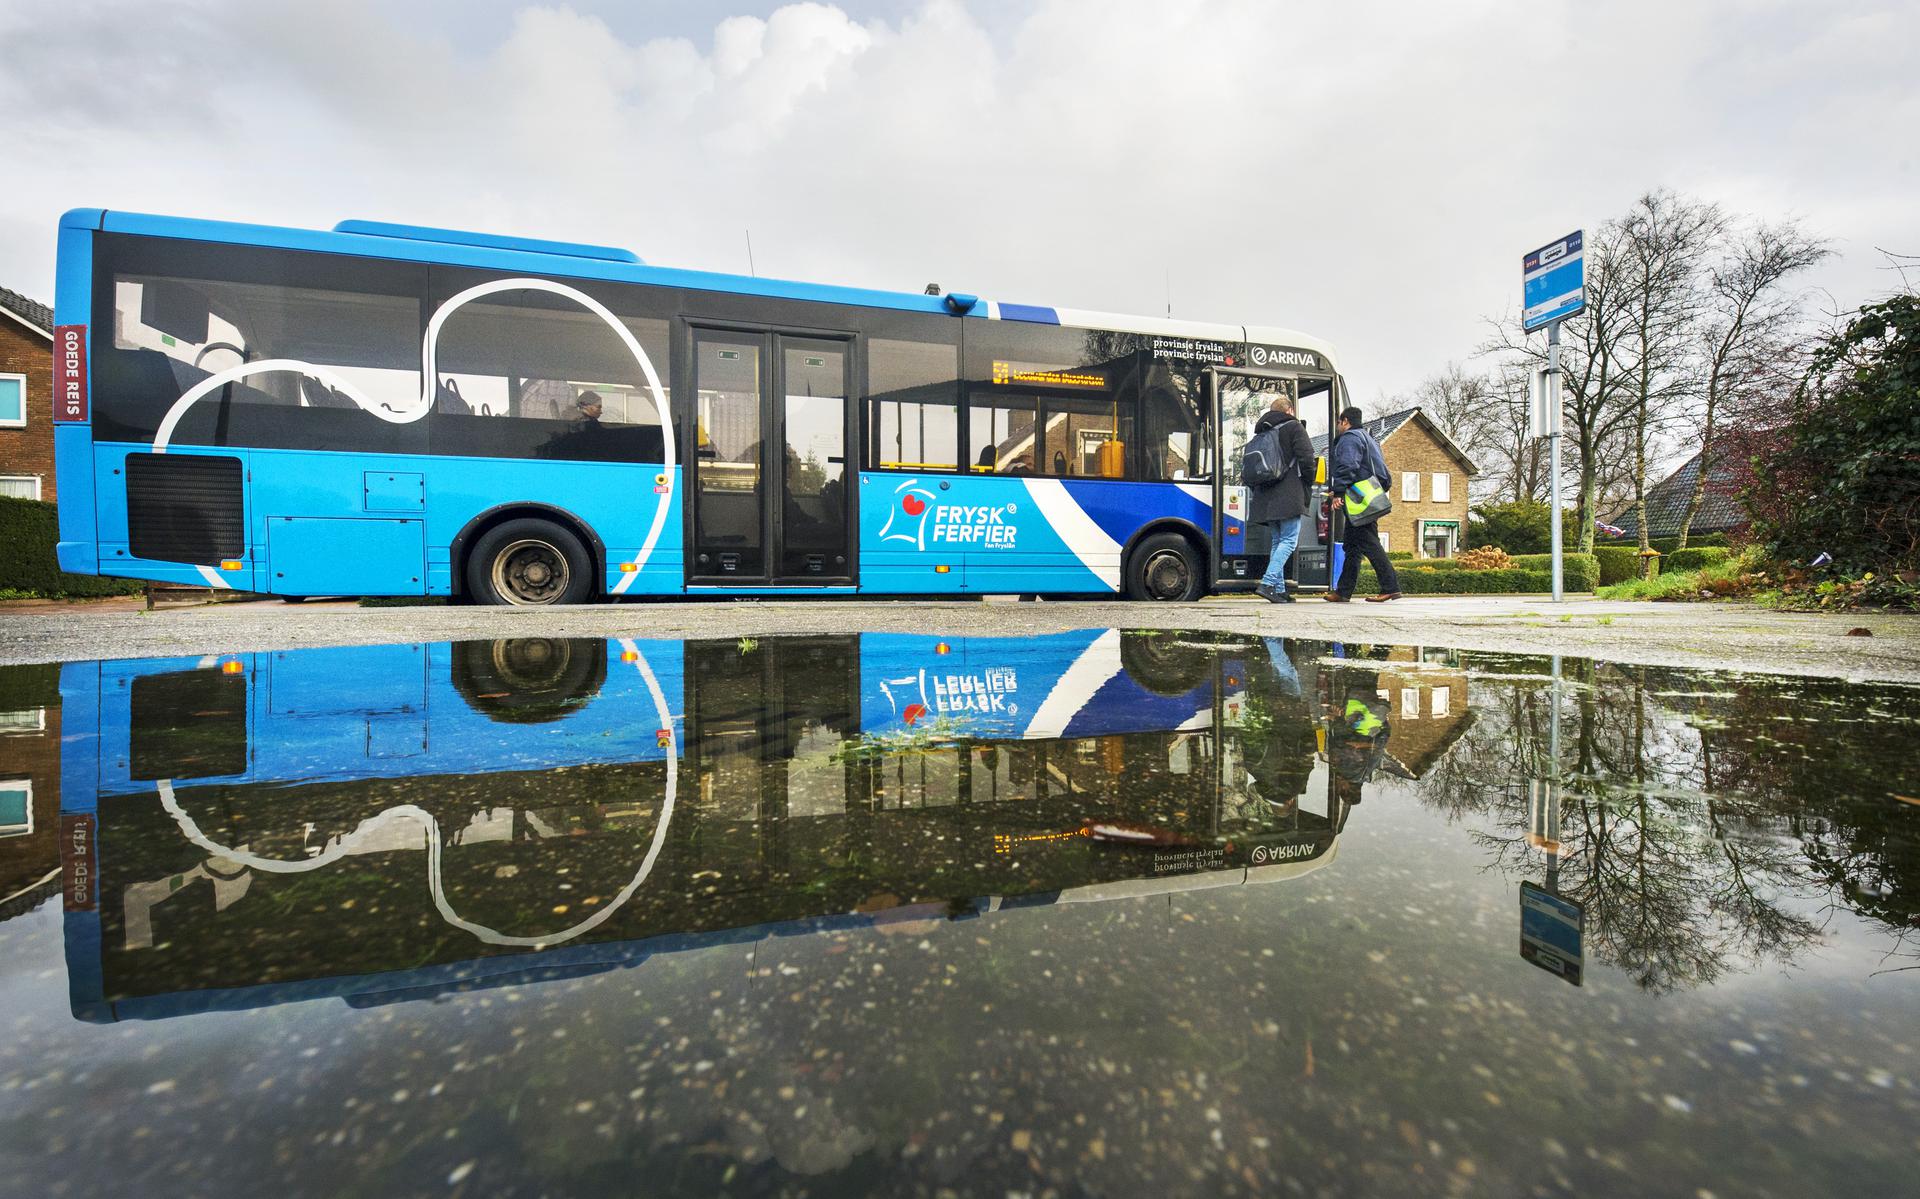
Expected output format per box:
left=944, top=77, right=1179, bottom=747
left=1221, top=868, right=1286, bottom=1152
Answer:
left=969, top=394, right=1130, bottom=479
left=1141, top=362, right=1209, bottom=481
left=868, top=338, right=958, bottom=471
left=431, top=287, right=669, bottom=464
left=104, top=252, right=425, bottom=452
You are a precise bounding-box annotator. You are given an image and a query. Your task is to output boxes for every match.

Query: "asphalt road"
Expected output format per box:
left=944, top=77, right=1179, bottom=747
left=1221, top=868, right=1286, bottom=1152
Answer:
left=2, top=594, right=1916, bottom=682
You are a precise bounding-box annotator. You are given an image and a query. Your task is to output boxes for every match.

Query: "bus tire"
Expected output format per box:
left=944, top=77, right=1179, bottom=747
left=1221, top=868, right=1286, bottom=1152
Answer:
left=1126, top=532, right=1203, bottom=602
left=466, top=518, right=594, bottom=606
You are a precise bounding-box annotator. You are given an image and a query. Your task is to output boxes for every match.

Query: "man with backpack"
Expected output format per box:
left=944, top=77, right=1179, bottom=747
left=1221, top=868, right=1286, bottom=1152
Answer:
left=1245, top=396, right=1316, bottom=603
left=1327, top=406, right=1402, bottom=603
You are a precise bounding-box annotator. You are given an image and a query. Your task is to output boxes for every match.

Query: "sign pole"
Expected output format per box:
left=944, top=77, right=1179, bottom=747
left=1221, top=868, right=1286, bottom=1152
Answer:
left=1547, top=319, right=1564, bottom=603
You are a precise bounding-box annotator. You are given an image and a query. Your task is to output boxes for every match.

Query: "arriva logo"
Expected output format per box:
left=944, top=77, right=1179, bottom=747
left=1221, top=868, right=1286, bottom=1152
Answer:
left=1249, top=841, right=1317, bottom=865
left=877, top=478, right=940, bottom=550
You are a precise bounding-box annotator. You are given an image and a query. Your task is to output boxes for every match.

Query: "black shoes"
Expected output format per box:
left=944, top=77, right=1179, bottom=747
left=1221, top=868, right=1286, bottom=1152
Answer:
left=1256, top=584, right=1296, bottom=604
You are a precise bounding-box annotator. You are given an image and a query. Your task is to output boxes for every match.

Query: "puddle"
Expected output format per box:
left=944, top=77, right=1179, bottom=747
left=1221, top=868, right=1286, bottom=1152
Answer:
left=0, top=632, right=1916, bottom=1196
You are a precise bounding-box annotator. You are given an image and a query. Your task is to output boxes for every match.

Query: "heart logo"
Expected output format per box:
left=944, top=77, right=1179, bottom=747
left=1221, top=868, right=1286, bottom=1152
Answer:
left=903, top=703, right=928, bottom=726
left=902, top=494, right=927, bottom=516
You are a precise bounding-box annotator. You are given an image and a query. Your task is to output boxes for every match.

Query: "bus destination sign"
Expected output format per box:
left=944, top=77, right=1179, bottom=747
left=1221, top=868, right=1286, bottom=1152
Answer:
left=54, top=324, right=88, bottom=422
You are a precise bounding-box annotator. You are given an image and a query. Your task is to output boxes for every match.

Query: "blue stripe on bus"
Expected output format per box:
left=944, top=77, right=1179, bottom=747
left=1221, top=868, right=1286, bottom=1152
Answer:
left=996, top=303, right=1059, bottom=324
left=1058, top=479, right=1210, bottom=548
left=333, top=219, right=643, bottom=265
left=97, top=211, right=959, bottom=318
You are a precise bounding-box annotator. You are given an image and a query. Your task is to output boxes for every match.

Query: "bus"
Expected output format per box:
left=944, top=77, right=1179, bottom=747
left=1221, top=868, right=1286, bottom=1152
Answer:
left=50, top=209, right=1346, bottom=604
left=60, top=631, right=1348, bottom=1020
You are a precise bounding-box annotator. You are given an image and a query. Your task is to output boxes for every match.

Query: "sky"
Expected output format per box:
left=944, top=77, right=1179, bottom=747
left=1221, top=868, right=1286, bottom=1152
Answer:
left=0, top=0, right=1914, bottom=400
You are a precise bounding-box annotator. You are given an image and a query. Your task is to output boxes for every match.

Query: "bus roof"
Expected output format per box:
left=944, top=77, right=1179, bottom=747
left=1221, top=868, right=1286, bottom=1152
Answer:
left=64, top=208, right=1340, bottom=372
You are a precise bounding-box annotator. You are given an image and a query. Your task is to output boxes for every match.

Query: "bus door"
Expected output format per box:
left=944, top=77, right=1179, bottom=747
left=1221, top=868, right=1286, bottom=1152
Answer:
left=1206, top=370, right=1338, bottom=592
left=689, top=328, right=855, bottom=586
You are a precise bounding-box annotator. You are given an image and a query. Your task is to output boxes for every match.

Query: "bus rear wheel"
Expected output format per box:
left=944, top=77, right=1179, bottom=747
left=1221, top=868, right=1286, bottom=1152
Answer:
left=1126, top=532, right=1203, bottom=602
left=466, top=518, right=594, bottom=606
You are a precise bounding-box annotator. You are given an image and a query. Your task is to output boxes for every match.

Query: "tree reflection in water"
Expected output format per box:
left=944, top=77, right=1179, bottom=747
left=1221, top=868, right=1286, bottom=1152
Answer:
left=1407, top=653, right=1920, bottom=992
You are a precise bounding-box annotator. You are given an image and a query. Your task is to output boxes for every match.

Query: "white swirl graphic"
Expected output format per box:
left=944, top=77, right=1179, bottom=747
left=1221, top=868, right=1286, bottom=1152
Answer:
left=154, top=641, right=678, bottom=948
left=150, top=277, right=676, bottom=591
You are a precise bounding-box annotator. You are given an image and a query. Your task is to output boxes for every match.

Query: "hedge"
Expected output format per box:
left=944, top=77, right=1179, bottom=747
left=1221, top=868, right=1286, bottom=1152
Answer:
left=1356, top=552, right=1596, bottom=594
left=1594, top=546, right=1641, bottom=586
left=0, top=497, right=143, bottom=598
left=1662, top=546, right=1731, bottom=573
left=1381, top=552, right=1598, bottom=590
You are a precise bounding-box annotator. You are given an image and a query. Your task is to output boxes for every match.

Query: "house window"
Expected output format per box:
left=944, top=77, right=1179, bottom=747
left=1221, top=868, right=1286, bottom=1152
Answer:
left=0, top=779, right=30, bottom=838
left=1402, top=472, right=1420, bottom=501
left=1401, top=688, right=1419, bottom=719
left=0, top=374, right=25, bottom=428
left=1431, top=686, right=1451, bottom=718
left=1378, top=529, right=1390, bottom=551
left=0, top=708, right=46, bottom=733
left=1431, top=472, right=1451, bottom=502
left=0, top=476, right=41, bottom=500
left=1420, top=520, right=1459, bottom=559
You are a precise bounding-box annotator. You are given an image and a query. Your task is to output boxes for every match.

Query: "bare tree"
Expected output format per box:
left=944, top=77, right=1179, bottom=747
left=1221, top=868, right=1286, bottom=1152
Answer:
left=1613, top=190, right=1725, bottom=553
left=1676, top=218, right=1831, bottom=546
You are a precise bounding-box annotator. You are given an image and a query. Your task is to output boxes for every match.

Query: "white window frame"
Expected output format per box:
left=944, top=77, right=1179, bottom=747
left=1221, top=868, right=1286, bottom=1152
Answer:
left=1430, top=472, right=1451, bottom=503
left=0, top=373, right=26, bottom=429
left=1379, top=529, right=1390, bottom=551
left=0, top=708, right=46, bottom=733
left=1418, top=520, right=1460, bottom=559
left=0, top=475, right=42, bottom=501
left=0, top=778, right=31, bottom=838
left=1401, top=472, right=1420, bottom=501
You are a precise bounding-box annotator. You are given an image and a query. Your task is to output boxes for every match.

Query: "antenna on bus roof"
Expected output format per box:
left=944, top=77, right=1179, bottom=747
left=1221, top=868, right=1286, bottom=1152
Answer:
left=745, top=229, right=756, bottom=277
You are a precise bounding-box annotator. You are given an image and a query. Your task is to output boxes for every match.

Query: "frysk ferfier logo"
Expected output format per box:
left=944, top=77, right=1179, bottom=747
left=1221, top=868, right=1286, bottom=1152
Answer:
left=877, top=478, right=1017, bottom=551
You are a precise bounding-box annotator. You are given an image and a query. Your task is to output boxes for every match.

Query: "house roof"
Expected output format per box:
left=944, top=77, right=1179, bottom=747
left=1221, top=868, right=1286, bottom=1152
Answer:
left=1607, top=450, right=1747, bottom=539
left=0, top=285, right=52, bottom=341
left=1310, top=406, right=1479, bottom=476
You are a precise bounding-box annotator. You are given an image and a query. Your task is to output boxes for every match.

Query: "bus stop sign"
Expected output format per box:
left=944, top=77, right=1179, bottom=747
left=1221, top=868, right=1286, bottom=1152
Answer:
left=1522, top=231, right=1585, bottom=332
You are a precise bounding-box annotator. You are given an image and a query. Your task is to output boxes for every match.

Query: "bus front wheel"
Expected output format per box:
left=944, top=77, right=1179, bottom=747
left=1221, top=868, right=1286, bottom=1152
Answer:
left=466, top=518, right=594, bottom=606
left=1126, top=532, right=1203, bottom=602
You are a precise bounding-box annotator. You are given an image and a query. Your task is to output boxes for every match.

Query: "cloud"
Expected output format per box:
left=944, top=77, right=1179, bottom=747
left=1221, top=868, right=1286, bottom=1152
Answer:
left=0, top=0, right=1913, bottom=396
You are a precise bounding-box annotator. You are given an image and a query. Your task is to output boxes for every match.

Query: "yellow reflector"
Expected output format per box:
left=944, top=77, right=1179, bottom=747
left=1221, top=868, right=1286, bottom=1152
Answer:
left=934, top=565, right=950, bottom=574
left=619, top=562, right=638, bottom=572
left=935, top=642, right=950, bottom=655
left=621, top=650, right=639, bottom=662
left=220, top=560, right=243, bottom=571
left=221, top=660, right=243, bottom=675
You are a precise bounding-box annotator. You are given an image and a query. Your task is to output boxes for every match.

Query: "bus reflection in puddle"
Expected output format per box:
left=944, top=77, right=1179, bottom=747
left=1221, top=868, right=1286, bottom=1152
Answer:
left=59, top=630, right=1351, bottom=1022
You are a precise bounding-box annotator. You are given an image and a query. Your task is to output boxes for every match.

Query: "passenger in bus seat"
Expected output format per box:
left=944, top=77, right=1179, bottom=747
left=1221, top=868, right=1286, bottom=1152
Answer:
left=1249, top=396, right=1315, bottom=603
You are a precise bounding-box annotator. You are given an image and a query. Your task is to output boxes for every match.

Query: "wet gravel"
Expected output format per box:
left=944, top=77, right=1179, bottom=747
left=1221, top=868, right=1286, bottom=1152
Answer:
left=2, top=595, right=1916, bottom=682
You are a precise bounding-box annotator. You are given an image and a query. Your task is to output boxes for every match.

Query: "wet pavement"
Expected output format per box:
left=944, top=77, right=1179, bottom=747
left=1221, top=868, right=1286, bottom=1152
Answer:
left=0, top=630, right=1915, bottom=1197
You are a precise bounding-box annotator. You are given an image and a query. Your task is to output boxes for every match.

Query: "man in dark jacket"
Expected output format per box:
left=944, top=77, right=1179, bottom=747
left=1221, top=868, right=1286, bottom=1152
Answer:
left=1327, top=406, right=1401, bottom=603
left=1248, top=397, right=1316, bottom=602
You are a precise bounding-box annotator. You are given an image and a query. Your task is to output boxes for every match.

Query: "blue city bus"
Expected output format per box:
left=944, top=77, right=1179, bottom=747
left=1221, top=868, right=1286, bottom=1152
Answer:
left=50, top=209, right=1346, bottom=603
left=59, top=631, right=1346, bottom=1020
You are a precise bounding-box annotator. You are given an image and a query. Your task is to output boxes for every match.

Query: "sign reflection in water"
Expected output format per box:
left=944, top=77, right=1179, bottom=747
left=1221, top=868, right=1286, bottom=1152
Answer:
left=58, top=630, right=1352, bottom=1021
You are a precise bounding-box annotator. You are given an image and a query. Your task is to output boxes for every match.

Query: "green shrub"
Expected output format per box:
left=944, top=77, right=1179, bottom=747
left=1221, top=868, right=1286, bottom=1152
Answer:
left=1663, top=546, right=1730, bottom=573
left=1593, top=546, right=1641, bottom=585
left=1391, top=553, right=1597, bottom=591
left=0, top=497, right=142, bottom=598
left=1386, top=550, right=1414, bottom=560
left=1356, top=557, right=1594, bottom=594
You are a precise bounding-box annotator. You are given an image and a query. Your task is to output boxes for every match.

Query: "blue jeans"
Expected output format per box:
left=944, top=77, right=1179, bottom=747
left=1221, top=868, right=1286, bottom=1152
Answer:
left=1260, top=517, right=1302, bottom=591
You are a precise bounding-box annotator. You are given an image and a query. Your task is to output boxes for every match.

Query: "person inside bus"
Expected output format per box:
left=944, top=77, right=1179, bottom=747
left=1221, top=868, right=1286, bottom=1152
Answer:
left=1327, top=406, right=1403, bottom=603
left=1249, top=396, right=1315, bottom=603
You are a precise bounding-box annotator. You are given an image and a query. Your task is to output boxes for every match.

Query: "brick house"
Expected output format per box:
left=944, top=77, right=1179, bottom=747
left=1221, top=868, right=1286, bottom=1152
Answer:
left=0, top=670, right=61, bottom=926
left=0, top=285, right=55, bottom=501
left=1314, top=406, right=1478, bottom=558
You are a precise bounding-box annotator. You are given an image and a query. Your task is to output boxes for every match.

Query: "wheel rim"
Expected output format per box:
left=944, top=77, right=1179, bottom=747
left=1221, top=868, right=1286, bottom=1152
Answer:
left=491, top=539, right=570, bottom=605
left=1142, top=548, right=1192, bottom=600
left=491, top=637, right=569, bottom=688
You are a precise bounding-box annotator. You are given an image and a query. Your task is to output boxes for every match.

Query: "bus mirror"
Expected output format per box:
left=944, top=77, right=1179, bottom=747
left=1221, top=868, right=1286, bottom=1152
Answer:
left=141, top=280, right=213, bottom=346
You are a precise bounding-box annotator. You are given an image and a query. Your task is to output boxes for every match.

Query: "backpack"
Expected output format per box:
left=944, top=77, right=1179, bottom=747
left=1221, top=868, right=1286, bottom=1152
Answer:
left=1239, top=424, right=1295, bottom=487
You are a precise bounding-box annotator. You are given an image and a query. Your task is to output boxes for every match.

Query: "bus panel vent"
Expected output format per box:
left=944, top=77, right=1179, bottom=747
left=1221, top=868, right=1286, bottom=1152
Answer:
left=125, top=453, right=245, bottom=565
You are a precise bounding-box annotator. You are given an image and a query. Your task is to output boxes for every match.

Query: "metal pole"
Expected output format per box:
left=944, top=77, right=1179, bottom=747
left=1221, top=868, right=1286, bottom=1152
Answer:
left=1547, top=320, right=1564, bottom=603
left=1546, top=653, right=1562, bottom=892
